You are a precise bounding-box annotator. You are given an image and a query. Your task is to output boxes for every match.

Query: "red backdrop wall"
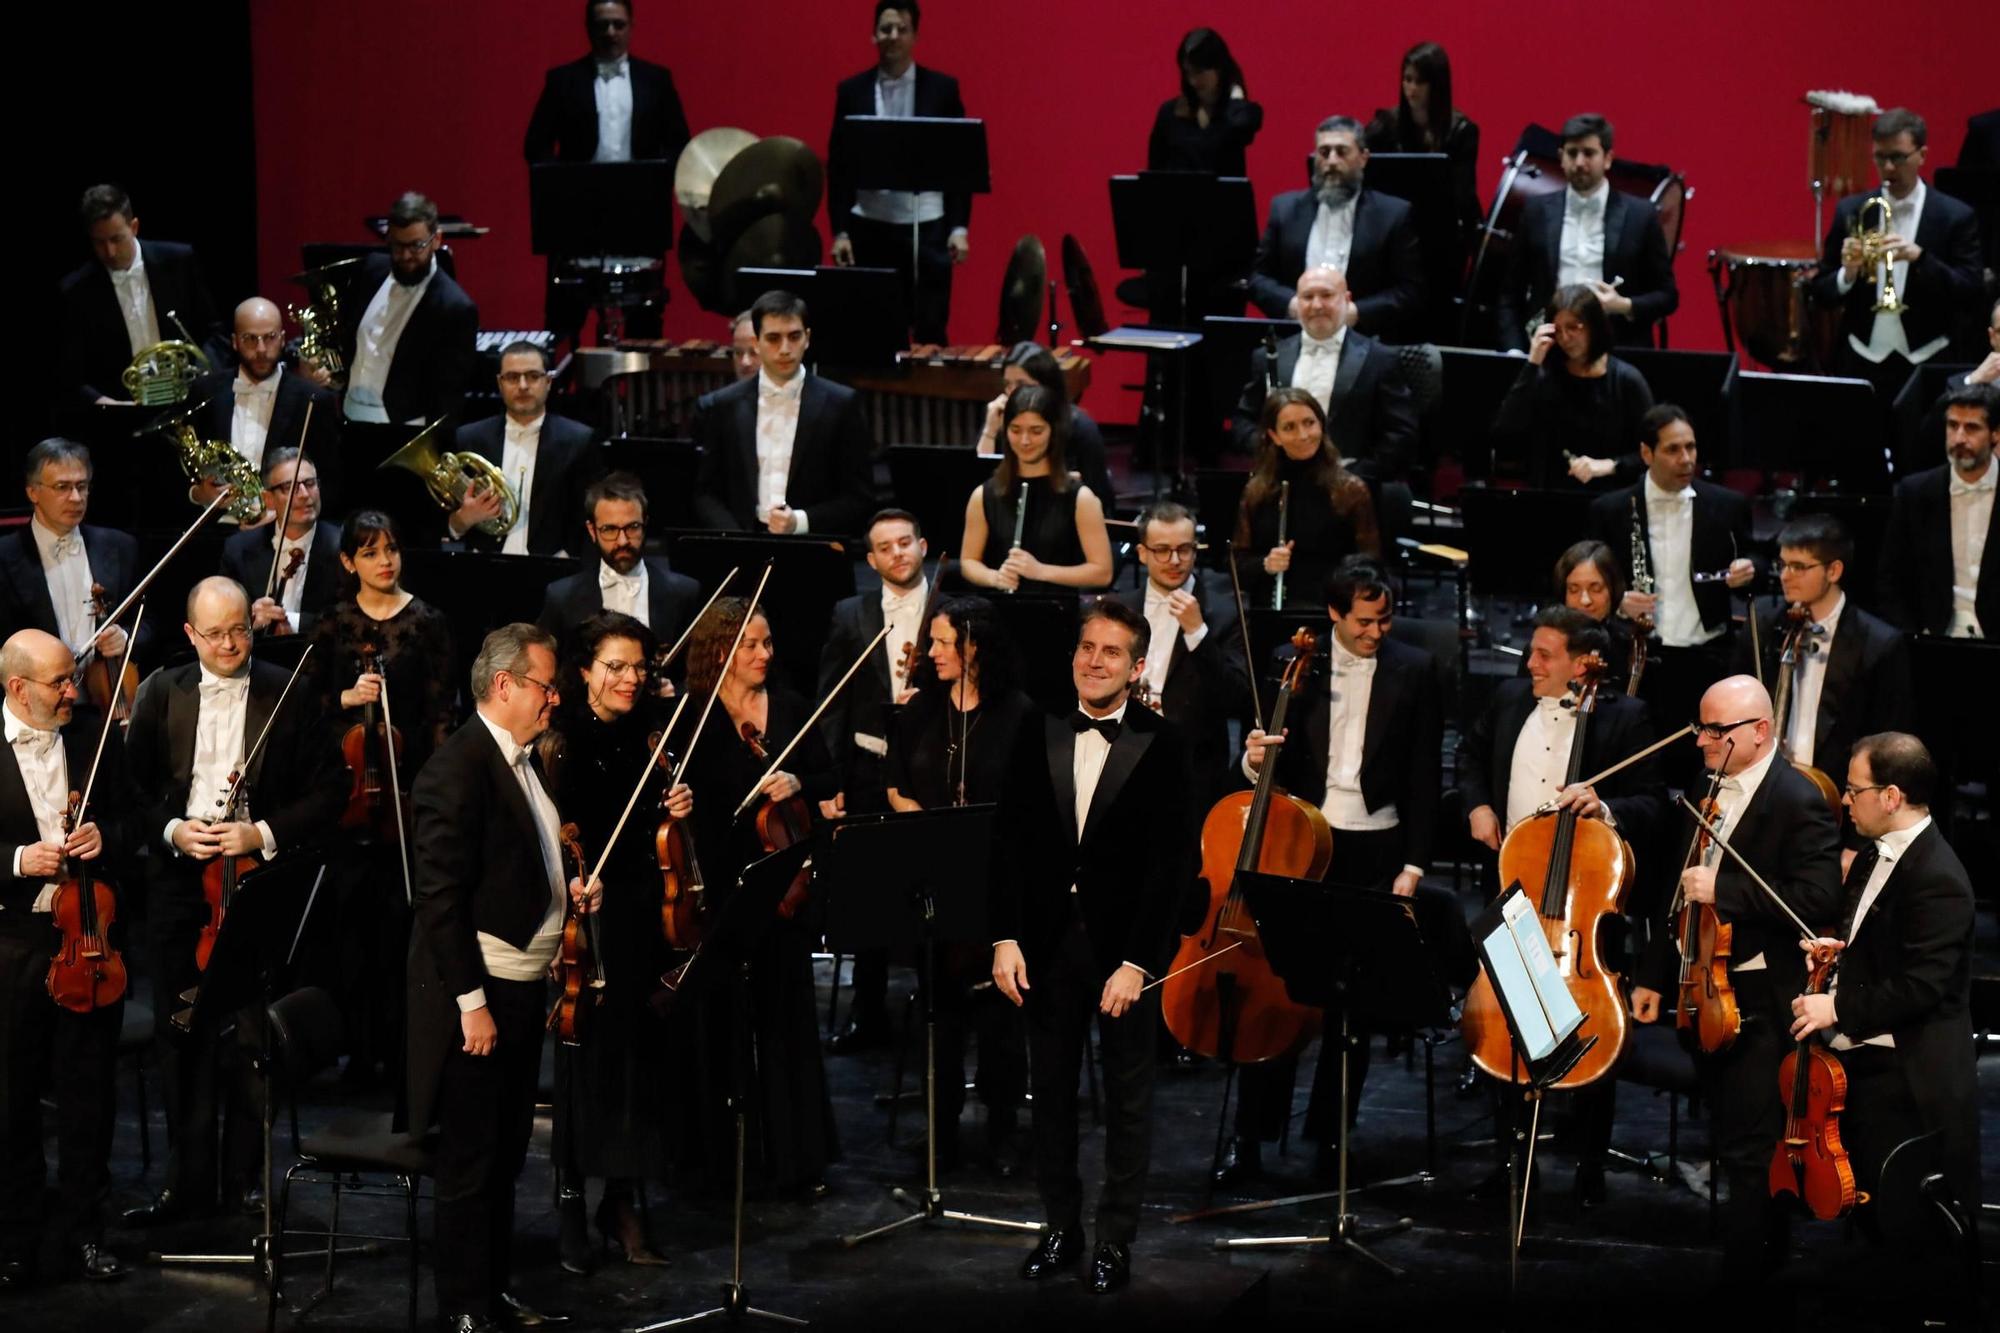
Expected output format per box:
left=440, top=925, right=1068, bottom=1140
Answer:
left=252, top=2, right=1993, bottom=424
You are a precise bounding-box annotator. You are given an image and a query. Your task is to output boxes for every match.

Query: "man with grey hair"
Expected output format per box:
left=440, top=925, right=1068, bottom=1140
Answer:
left=407, top=623, right=589, bottom=1332
left=1247, top=114, right=1425, bottom=338
left=189, top=297, right=341, bottom=513
left=0, top=439, right=146, bottom=683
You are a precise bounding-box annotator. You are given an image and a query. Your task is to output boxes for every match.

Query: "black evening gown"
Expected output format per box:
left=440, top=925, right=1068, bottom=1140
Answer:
left=978, top=476, right=1089, bottom=595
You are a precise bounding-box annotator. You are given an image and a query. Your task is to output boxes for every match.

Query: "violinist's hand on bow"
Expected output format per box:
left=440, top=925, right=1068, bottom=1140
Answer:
left=341, top=671, right=383, bottom=710
left=992, top=941, right=1030, bottom=1006
left=250, top=596, right=292, bottom=634
left=1630, top=985, right=1662, bottom=1023
left=173, top=818, right=224, bottom=861
left=93, top=623, right=129, bottom=660
left=665, top=782, right=694, bottom=821
left=1724, top=557, right=1756, bottom=589
left=568, top=874, right=602, bottom=914
left=1243, top=726, right=1284, bottom=776
left=1552, top=783, right=1605, bottom=819
left=1100, top=963, right=1144, bottom=1017
left=758, top=771, right=802, bottom=802
left=65, top=821, right=103, bottom=862
left=1680, top=863, right=1717, bottom=905
left=213, top=821, right=264, bottom=857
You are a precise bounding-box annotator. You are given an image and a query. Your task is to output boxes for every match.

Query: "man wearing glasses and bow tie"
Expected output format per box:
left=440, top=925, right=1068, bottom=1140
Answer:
left=450, top=341, right=604, bottom=558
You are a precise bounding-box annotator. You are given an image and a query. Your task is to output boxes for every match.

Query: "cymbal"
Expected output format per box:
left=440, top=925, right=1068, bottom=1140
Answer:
left=674, top=127, right=759, bottom=244
left=708, top=137, right=824, bottom=247
left=1061, top=234, right=1108, bottom=339
left=996, top=235, right=1046, bottom=347
left=722, top=214, right=822, bottom=313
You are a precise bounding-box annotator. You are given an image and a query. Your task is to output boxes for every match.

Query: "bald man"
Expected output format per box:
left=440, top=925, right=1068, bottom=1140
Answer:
left=0, top=630, right=126, bottom=1287
left=121, top=577, right=344, bottom=1225
left=1630, top=674, right=1842, bottom=1288
left=1230, top=265, right=1417, bottom=480
left=190, top=298, right=343, bottom=516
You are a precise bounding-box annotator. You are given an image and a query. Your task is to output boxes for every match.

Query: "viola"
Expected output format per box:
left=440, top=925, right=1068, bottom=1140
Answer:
left=1672, top=762, right=1741, bottom=1053
left=739, top=720, right=814, bottom=920
left=45, top=792, right=127, bottom=1013
left=1160, top=629, right=1331, bottom=1064
left=1770, top=941, right=1864, bottom=1219
left=1770, top=602, right=1842, bottom=821
left=549, top=822, right=601, bottom=1046
left=194, top=772, right=262, bottom=974
left=79, top=583, right=139, bottom=723
left=339, top=644, right=408, bottom=841
left=649, top=730, right=706, bottom=951
left=1461, top=655, right=1632, bottom=1090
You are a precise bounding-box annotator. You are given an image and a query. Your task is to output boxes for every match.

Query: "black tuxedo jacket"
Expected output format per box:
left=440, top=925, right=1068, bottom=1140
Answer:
left=190, top=367, right=345, bottom=509
left=1732, top=597, right=1913, bottom=789
left=1233, top=330, right=1419, bottom=478
left=827, top=65, right=972, bottom=235
left=1457, top=679, right=1665, bottom=847
left=522, top=55, right=691, bottom=166
left=535, top=554, right=702, bottom=652
left=123, top=659, right=346, bottom=868
left=1830, top=821, right=1980, bottom=1208
left=815, top=588, right=909, bottom=804
left=1876, top=462, right=2000, bottom=635
left=1807, top=188, right=1984, bottom=354
left=1262, top=635, right=1441, bottom=873
left=1638, top=759, right=1843, bottom=1002
left=992, top=703, right=1194, bottom=980
left=57, top=238, right=221, bottom=405
left=1496, top=188, right=1678, bottom=352
left=219, top=521, right=344, bottom=634
left=691, top=375, right=877, bottom=537
left=1247, top=188, right=1425, bottom=339
left=0, top=725, right=131, bottom=933
left=0, top=525, right=147, bottom=658
left=1100, top=571, right=1246, bottom=802
left=1589, top=479, right=1755, bottom=635
left=453, top=413, right=604, bottom=556
left=333, top=255, right=480, bottom=427
left=405, top=718, right=567, bottom=1130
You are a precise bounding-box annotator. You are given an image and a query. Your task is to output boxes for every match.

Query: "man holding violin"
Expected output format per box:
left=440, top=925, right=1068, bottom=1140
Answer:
left=0, top=629, right=125, bottom=1288
left=121, top=576, right=345, bottom=1225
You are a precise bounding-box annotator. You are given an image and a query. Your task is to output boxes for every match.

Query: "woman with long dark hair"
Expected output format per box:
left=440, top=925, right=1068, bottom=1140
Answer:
left=1364, top=41, right=1482, bottom=240
left=1147, top=27, right=1263, bottom=177
left=960, top=385, right=1113, bottom=594
left=1233, top=388, right=1381, bottom=609
left=1545, top=539, right=1636, bottom=691
left=973, top=342, right=1114, bottom=504
left=1494, top=284, right=1655, bottom=488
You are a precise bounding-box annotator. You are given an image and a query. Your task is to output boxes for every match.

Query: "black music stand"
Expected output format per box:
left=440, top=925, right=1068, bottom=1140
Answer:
left=1434, top=348, right=1530, bottom=480
left=838, top=116, right=991, bottom=341
left=1108, top=173, right=1257, bottom=327
left=1618, top=348, right=1737, bottom=466
left=1364, top=152, right=1457, bottom=340
left=626, top=841, right=811, bottom=1332
left=736, top=266, right=906, bottom=372
left=824, top=807, right=1042, bottom=1247
left=1199, top=874, right=1448, bottom=1278
left=1730, top=370, right=1889, bottom=492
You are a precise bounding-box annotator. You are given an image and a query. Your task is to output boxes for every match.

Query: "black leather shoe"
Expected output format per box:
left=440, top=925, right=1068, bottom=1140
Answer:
left=1018, top=1227, right=1083, bottom=1279
left=0, top=1259, right=30, bottom=1290
left=827, top=1018, right=892, bottom=1055
left=121, top=1189, right=209, bottom=1226
left=1212, top=1137, right=1262, bottom=1187
left=1572, top=1161, right=1606, bottom=1209
left=75, top=1244, right=124, bottom=1282
left=1089, top=1241, right=1131, bottom=1294
left=236, top=1185, right=266, bottom=1216
left=498, top=1291, right=570, bottom=1327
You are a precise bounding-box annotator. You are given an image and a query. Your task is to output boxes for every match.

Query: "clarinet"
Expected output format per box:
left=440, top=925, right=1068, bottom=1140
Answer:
left=1006, top=481, right=1029, bottom=595
left=1263, top=328, right=1282, bottom=393
left=1626, top=495, right=1655, bottom=696
left=1272, top=480, right=1291, bottom=610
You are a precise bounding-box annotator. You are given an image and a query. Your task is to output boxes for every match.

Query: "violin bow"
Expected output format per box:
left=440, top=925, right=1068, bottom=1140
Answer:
left=671, top=562, right=775, bottom=793
left=77, top=601, right=145, bottom=818
left=732, top=624, right=893, bottom=820
left=263, top=401, right=313, bottom=601
left=654, top=566, right=738, bottom=673
left=1224, top=541, right=1265, bottom=733
left=1527, top=724, right=1696, bottom=818
left=75, top=490, right=232, bottom=673
left=1674, top=796, right=1821, bottom=944
left=221, top=644, right=317, bottom=817
left=372, top=650, right=415, bottom=908
left=581, top=685, right=698, bottom=902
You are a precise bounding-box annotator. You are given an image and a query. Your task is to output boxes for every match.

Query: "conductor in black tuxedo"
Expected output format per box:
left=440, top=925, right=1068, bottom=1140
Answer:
left=189, top=298, right=343, bottom=515
left=1246, top=115, right=1425, bottom=340
left=1231, top=265, right=1419, bottom=478
left=448, top=342, right=604, bottom=557
left=991, top=599, right=1193, bottom=1294
left=121, top=577, right=346, bottom=1225
left=219, top=450, right=342, bottom=638
left=1494, top=114, right=1678, bottom=353
left=0, top=440, right=146, bottom=678
left=827, top=2, right=973, bottom=345
left=535, top=472, right=701, bottom=653
left=1806, top=107, right=1985, bottom=391
left=1877, top=382, right=1998, bottom=637
left=692, top=290, right=877, bottom=537
left=406, top=624, right=586, bottom=1333
left=313, top=192, right=479, bottom=428
left=57, top=184, right=220, bottom=407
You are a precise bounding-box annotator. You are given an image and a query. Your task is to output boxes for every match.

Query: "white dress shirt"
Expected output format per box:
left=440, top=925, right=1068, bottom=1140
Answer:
left=230, top=365, right=283, bottom=471
left=1838, top=180, right=1949, bottom=365
left=1319, top=639, right=1400, bottom=835
left=591, top=56, right=634, bottom=163
left=30, top=517, right=94, bottom=655
left=1305, top=196, right=1357, bottom=276
left=4, top=702, right=70, bottom=910
left=271, top=529, right=313, bottom=631
left=1828, top=814, right=1930, bottom=1050
left=1784, top=594, right=1844, bottom=766
left=599, top=557, right=649, bottom=624
left=852, top=66, right=946, bottom=228
left=755, top=369, right=806, bottom=530
left=108, top=249, right=161, bottom=356
left=1644, top=474, right=1721, bottom=647
left=162, top=667, right=278, bottom=859
left=1557, top=182, right=1609, bottom=288
left=1948, top=460, right=1994, bottom=637
left=345, top=258, right=437, bottom=424
left=1289, top=328, right=1345, bottom=416
left=1504, top=695, right=1581, bottom=833
left=882, top=577, right=929, bottom=703
left=500, top=414, right=543, bottom=556
left=1708, top=747, right=1777, bottom=969
left=460, top=712, right=568, bottom=1012
left=1140, top=576, right=1206, bottom=700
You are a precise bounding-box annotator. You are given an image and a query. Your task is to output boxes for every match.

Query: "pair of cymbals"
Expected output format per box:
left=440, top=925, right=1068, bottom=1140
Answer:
left=676, top=128, right=825, bottom=314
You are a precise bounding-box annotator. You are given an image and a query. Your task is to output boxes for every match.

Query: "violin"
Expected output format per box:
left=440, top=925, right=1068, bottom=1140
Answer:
left=79, top=583, right=139, bottom=723
left=549, top=822, right=601, bottom=1046
left=45, top=792, right=127, bottom=1013
left=739, top=721, right=814, bottom=920
left=1461, top=655, right=1633, bottom=1089
left=339, top=644, right=408, bottom=841
left=1770, top=941, right=1864, bottom=1219
left=1131, top=678, right=1164, bottom=715
left=1160, top=629, right=1331, bottom=1063
left=193, top=772, right=263, bottom=974
left=650, top=731, right=706, bottom=951
left=1770, top=602, right=1842, bottom=821
left=1672, top=773, right=1740, bottom=1053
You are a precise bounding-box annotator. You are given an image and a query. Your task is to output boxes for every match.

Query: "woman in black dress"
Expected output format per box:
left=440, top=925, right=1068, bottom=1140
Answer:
left=1363, top=41, right=1483, bottom=246
left=675, top=597, right=839, bottom=1196
left=1146, top=28, right=1262, bottom=177
left=960, top=385, right=1113, bottom=595
left=1234, top=388, right=1382, bottom=610
left=1494, top=284, right=1654, bottom=488
left=303, top=510, right=454, bottom=1089
left=886, top=596, right=1035, bottom=1172
left=542, top=611, right=693, bottom=1271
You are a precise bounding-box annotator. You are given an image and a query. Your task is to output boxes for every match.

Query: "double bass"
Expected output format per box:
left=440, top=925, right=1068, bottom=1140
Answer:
left=1770, top=940, right=1863, bottom=1219
left=1769, top=602, right=1843, bottom=821
left=1461, top=654, right=1632, bottom=1089
left=1160, top=629, right=1331, bottom=1063
left=1672, top=765, right=1740, bottom=1052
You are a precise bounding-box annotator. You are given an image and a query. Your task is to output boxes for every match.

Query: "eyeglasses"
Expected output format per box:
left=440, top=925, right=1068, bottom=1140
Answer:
left=594, top=658, right=649, bottom=681
left=194, top=625, right=253, bottom=646
left=236, top=331, right=285, bottom=348
left=1141, top=543, right=1197, bottom=562
left=594, top=521, right=645, bottom=540
left=1691, top=717, right=1758, bottom=740
left=499, top=370, right=548, bottom=386
left=18, top=673, right=77, bottom=694
left=387, top=236, right=434, bottom=256
left=34, top=480, right=90, bottom=496
left=1777, top=560, right=1824, bottom=575
left=1871, top=149, right=1918, bottom=166
left=509, top=671, right=558, bottom=699
left=268, top=476, right=319, bottom=493
left=1842, top=782, right=1889, bottom=798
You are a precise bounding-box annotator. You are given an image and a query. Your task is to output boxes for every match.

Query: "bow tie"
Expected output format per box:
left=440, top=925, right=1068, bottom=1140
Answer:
left=1333, top=653, right=1376, bottom=676
left=600, top=562, right=640, bottom=590
left=201, top=676, right=249, bottom=697
left=1949, top=471, right=1995, bottom=497
left=883, top=590, right=923, bottom=614
left=1302, top=339, right=1337, bottom=357
left=1071, top=711, right=1121, bottom=742
left=234, top=375, right=276, bottom=397
left=1569, top=192, right=1604, bottom=215
left=761, top=382, right=802, bottom=404
left=1536, top=695, right=1566, bottom=714
left=10, top=727, right=56, bottom=753
left=48, top=534, right=80, bottom=560
left=596, top=58, right=628, bottom=81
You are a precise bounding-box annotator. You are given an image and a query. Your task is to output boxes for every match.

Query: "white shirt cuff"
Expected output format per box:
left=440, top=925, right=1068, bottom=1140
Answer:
left=949, top=227, right=969, bottom=243
left=791, top=509, right=810, bottom=535
left=10, top=847, right=22, bottom=878
left=164, top=818, right=184, bottom=851
left=1120, top=960, right=1152, bottom=980
left=1401, top=864, right=1425, bottom=881
left=256, top=820, right=278, bottom=859
left=992, top=938, right=1018, bottom=948
left=457, top=988, right=488, bottom=1013
left=1836, top=268, right=1857, bottom=296
left=1182, top=623, right=1208, bottom=653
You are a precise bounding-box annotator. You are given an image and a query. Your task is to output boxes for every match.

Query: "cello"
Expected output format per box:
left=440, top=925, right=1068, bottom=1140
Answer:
left=1770, top=940, right=1864, bottom=1219
left=1671, top=761, right=1740, bottom=1052
left=1159, top=629, right=1331, bottom=1064
left=1769, top=602, right=1843, bottom=821
left=1461, top=654, right=1632, bottom=1090
left=549, top=822, right=602, bottom=1046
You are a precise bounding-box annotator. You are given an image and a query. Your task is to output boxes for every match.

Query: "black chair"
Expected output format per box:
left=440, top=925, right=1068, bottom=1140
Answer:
left=1610, top=1015, right=1718, bottom=1229
left=265, top=987, right=435, bottom=1332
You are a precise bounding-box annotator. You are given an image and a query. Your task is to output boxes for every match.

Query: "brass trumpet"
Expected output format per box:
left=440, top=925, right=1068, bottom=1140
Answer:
left=378, top=418, right=520, bottom=539
left=1848, top=192, right=1905, bottom=315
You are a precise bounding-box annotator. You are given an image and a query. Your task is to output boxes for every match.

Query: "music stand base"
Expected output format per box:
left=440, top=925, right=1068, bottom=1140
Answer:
left=1214, top=1213, right=1413, bottom=1277
left=842, top=1185, right=1042, bottom=1246
left=1170, top=1169, right=1433, bottom=1225
left=629, top=1286, right=809, bottom=1330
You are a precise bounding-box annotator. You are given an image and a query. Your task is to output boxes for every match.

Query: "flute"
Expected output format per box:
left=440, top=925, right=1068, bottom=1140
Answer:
left=1271, top=480, right=1291, bottom=610
left=1005, top=480, right=1028, bottom=595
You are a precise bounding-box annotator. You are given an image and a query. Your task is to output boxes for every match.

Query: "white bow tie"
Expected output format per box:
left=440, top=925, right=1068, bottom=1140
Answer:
left=201, top=676, right=249, bottom=698
left=49, top=534, right=80, bottom=560
left=234, top=375, right=277, bottom=398
left=597, top=57, right=628, bottom=81
left=600, top=562, right=641, bottom=591
left=1949, top=470, right=1995, bottom=497
left=11, top=727, right=57, bottom=754
left=1333, top=652, right=1376, bottom=676
left=1570, top=192, right=1604, bottom=215
left=761, top=382, right=801, bottom=404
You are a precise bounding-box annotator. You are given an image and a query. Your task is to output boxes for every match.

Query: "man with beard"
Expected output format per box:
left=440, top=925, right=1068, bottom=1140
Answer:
left=1877, top=382, right=1999, bottom=637
left=189, top=298, right=342, bottom=515
left=535, top=472, right=702, bottom=652
left=1247, top=115, right=1425, bottom=341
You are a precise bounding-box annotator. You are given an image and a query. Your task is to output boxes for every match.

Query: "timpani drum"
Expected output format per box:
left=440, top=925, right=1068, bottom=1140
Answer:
left=1707, top=241, right=1835, bottom=370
